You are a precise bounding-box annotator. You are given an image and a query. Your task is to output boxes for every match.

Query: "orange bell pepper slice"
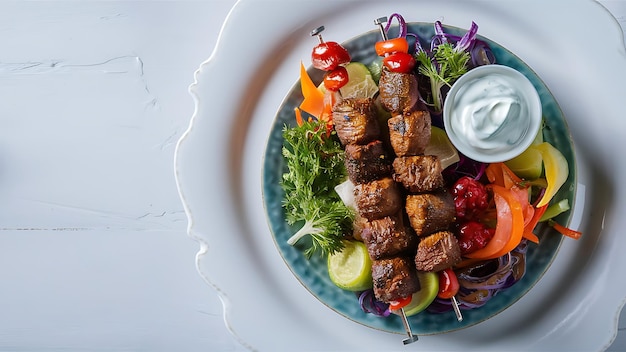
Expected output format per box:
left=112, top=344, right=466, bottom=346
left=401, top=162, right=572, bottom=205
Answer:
left=465, top=185, right=524, bottom=260
left=298, top=62, right=325, bottom=119
left=522, top=230, right=540, bottom=244
left=294, top=107, right=304, bottom=126
left=486, top=162, right=523, bottom=189
left=485, top=163, right=504, bottom=186
left=548, top=219, right=582, bottom=240
left=522, top=204, right=548, bottom=244
left=509, top=185, right=534, bottom=227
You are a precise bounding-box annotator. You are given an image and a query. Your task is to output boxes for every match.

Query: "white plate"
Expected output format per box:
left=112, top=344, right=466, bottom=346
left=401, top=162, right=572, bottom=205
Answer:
left=174, top=0, right=626, bottom=350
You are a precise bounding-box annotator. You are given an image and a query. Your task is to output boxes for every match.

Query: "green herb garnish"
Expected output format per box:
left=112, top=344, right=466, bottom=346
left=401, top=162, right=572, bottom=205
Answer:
left=281, top=120, right=353, bottom=258
left=415, top=42, right=471, bottom=113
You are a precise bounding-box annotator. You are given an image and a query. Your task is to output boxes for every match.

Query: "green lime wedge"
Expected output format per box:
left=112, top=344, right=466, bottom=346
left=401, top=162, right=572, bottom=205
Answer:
left=425, top=126, right=460, bottom=170
left=327, top=240, right=373, bottom=291
left=339, top=62, right=379, bottom=99
left=403, top=271, right=439, bottom=316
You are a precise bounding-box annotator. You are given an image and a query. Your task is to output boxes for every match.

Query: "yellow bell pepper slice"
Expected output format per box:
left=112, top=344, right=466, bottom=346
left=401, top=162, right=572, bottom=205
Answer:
left=535, top=142, right=569, bottom=208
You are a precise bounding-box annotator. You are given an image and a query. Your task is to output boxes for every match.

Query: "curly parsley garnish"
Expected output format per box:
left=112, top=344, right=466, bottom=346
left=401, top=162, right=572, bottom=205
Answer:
left=281, top=120, right=353, bottom=258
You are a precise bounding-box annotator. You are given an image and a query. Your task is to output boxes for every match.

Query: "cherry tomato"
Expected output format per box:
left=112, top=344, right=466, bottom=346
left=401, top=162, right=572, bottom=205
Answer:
left=388, top=295, right=413, bottom=311
left=323, top=66, right=349, bottom=91
left=311, top=41, right=351, bottom=71
left=382, top=52, right=415, bottom=73
left=375, top=37, right=409, bottom=56
left=437, top=268, right=460, bottom=300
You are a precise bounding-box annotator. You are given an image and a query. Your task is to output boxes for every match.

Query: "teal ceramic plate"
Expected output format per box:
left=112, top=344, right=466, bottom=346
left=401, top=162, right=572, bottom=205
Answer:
left=262, top=22, right=576, bottom=335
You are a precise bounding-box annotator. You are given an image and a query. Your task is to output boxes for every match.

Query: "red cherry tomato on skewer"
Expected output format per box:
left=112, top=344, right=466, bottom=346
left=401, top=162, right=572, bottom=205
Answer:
left=382, top=52, right=416, bottom=73
left=323, top=66, right=349, bottom=91
left=375, top=37, right=409, bottom=56
left=389, top=295, right=413, bottom=311
left=311, top=41, right=351, bottom=71
left=437, top=268, right=460, bottom=300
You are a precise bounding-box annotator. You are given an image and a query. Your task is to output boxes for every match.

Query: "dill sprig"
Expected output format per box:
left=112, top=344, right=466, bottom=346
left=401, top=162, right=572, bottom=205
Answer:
left=415, top=42, right=471, bottom=113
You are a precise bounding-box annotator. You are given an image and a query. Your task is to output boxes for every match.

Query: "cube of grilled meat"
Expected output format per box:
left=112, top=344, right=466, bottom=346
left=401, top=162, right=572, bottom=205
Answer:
left=371, top=256, right=421, bottom=303
left=388, top=110, right=431, bottom=157
left=354, top=177, right=403, bottom=220
left=393, top=155, right=444, bottom=193
left=378, top=68, right=418, bottom=114
left=415, top=231, right=462, bottom=272
left=332, top=98, right=380, bottom=146
left=344, top=140, right=392, bottom=184
left=360, top=213, right=417, bottom=260
left=405, top=192, right=455, bottom=236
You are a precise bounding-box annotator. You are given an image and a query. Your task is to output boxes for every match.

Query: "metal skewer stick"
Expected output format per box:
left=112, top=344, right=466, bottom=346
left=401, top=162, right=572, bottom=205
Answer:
left=398, top=308, right=419, bottom=345
left=310, top=25, right=325, bottom=43
left=451, top=296, right=463, bottom=322
left=374, top=14, right=417, bottom=345
left=374, top=16, right=388, bottom=41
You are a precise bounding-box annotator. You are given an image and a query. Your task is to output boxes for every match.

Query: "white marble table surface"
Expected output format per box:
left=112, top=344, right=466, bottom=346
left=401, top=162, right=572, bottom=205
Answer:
left=0, top=1, right=624, bottom=351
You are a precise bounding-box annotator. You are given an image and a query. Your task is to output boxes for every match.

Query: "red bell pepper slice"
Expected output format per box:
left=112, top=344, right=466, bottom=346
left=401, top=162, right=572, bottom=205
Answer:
left=465, top=185, right=524, bottom=259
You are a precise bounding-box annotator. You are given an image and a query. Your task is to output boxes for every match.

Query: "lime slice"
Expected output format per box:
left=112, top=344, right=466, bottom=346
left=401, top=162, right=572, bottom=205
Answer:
left=504, top=145, right=543, bottom=180
left=403, top=271, right=439, bottom=316
left=328, top=240, right=373, bottom=291
left=318, top=62, right=378, bottom=99
left=340, top=62, right=379, bottom=99
left=425, top=126, right=460, bottom=170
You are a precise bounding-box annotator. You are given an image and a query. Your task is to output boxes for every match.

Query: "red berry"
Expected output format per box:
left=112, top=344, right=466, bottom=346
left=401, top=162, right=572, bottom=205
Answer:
left=451, top=176, right=489, bottom=220
left=457, top=221, right=495, bottom=255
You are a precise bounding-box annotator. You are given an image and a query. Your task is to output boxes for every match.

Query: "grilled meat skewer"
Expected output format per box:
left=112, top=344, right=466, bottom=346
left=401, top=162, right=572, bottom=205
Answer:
left=360, top=212, right=416, bottom=260
left=405, top=192, right=456, bottom=237
left=332, top=92, right=421, bottom=307
left=378, top=68, right=419, bottom=114
left=392, top=155, right=445, bottom=194
left=332, top=98, right=381, bottom=146
left=344, top=140, right=392, bottom=184
left=371, top=256, right=421, bottom=303
left=415, top=231, right=462, bottom=272
left=354, top=177, right=403, bottom=221
left=388, top=109, right=432, bottom=157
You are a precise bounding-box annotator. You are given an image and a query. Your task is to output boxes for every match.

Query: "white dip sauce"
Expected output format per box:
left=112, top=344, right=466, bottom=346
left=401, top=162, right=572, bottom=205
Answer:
left=449, top=73, right=531, bottom=153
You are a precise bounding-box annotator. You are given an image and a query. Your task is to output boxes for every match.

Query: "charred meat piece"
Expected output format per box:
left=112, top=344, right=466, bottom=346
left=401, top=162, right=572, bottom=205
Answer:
left=354, top=177, right=403, bottom=220
left=405, top=192, right=455, bottom=236
left=332, top=98, right=380, bottom=146
left=378, top=68, right=418, bottom=114
left=344, top=140, right=392, bottom=184
left=415, top=231, right=462, bottom=272
left=371, top=256, right=421, bottom=303
left=360, top=213, right=417, bottom=260
left=393, top=155, right=444, bottom=193
left=388, top=110, right=431, bottom=157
